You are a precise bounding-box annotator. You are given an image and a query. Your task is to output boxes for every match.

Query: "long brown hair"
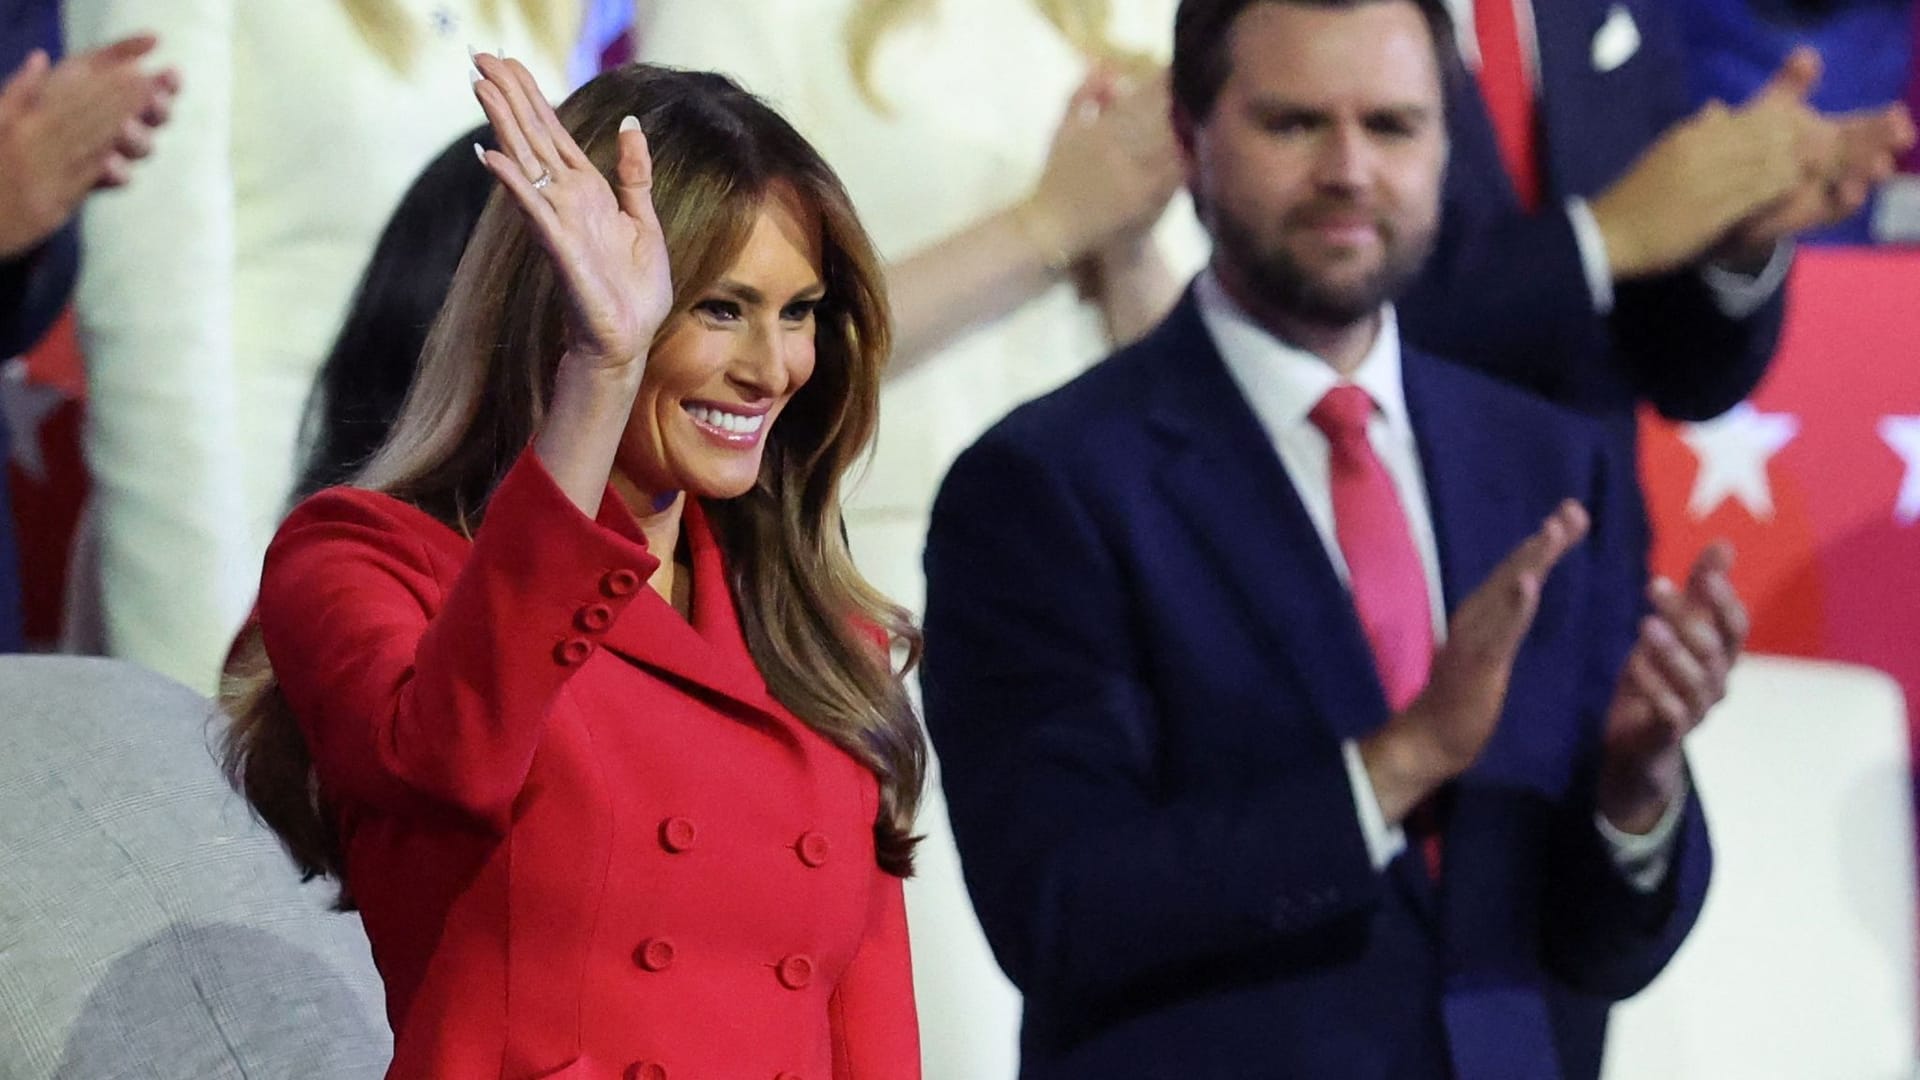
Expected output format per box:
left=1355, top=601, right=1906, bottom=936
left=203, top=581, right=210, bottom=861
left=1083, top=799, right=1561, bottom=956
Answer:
left=223, top=65, right=925, bottom=905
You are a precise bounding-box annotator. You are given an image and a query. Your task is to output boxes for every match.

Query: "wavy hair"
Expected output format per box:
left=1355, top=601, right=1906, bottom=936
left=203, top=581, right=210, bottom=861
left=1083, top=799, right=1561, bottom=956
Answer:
left=223, top=64, right=925, bottom=906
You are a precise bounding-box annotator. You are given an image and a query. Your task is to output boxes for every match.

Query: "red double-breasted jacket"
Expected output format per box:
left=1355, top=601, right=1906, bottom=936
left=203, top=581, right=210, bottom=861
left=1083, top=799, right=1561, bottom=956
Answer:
left=257, top=449, right=920, bottom=1080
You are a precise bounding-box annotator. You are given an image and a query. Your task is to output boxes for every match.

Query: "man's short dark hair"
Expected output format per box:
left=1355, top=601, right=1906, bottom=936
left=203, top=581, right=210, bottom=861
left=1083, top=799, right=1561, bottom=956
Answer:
left=1172, top=0, right=1459, bottom=122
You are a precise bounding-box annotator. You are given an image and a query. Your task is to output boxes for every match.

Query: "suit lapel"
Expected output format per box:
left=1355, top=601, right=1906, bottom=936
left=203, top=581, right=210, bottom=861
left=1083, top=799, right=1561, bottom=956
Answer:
left=1532, top=0, right=1614, bottom=198
left=1145, top=296, right=1391, bottom=748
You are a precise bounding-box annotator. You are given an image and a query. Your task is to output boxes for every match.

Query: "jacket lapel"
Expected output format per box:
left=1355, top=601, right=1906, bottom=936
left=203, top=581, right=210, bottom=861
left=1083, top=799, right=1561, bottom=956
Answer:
left=596, top=498, right=788, bottom=724
left=1144, top=295, right=1392, bottom=747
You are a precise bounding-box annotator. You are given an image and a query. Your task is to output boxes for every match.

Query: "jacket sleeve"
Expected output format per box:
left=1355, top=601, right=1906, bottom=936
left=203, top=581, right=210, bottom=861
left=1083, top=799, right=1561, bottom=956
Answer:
left=258, top=449, right=659, bottom=832
left=921, top=432, right=1386, bottom=1010
left=0, top=223, right=77, bottom=357
left=1539, top=433, right=1713, bottom=998
left=64, top=0, right=254, bottom=694
left=829, top=869, right=922, bottom=1079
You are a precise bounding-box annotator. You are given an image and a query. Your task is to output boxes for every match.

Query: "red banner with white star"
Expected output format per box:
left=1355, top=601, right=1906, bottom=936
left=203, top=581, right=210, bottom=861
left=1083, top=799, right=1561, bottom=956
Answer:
left=1641, top=248, right=1920, bottom=744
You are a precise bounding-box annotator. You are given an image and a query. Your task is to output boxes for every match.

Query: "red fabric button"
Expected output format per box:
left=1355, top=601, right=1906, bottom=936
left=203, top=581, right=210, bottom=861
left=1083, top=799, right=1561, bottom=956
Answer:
left=659, top=817, right=697, bottom=853
left=795, top=832, right=830, bottom=868
left=634, top=938, right=676, bottom=972
left=576, top=602, right=614, bottom=632
left=553, top=638, right=592, bottom=666
left=602, top=568, right=642, bottom=597
left=625, top=1064, right=667, bottom=1080
left=775, top=954, right=814, bottom=990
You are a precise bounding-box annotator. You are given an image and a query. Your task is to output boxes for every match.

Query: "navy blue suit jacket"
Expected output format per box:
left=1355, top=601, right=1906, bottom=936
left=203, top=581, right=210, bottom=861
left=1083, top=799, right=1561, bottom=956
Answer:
left=921, top=293, right=1712, bottom=1080
left=0, top=0, right=74, bottom=359
left=1400, top=0, right=1786, bottom=565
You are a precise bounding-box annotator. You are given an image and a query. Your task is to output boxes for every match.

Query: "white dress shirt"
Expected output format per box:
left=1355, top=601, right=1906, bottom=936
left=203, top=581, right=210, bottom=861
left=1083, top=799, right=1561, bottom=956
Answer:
left=1193, top=271, right=1682, bottom=890
left=1438, top=0, right=1790, bottom=317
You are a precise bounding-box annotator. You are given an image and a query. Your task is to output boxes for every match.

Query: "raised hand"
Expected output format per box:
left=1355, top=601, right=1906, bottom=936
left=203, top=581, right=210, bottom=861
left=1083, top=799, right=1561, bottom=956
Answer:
left=1598, top=542, right=1748, bottom=834
left=1022, top=65, right=1184, bottom=265
left=0, top=34, right=177, bottom=258
left=470, top=51, right=672, bottom=374
left=1360, top=500, right=1589, bottom=823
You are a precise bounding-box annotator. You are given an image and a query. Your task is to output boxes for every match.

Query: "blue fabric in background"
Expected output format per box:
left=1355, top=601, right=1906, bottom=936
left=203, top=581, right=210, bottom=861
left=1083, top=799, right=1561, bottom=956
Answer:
left=1677, top=0, right=1912, bottom=245
left=568, top=0, right=635, bottom=89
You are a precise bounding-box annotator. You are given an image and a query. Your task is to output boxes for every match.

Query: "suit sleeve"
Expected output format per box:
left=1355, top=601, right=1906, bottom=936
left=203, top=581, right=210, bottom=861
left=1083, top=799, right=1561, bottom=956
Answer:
left=0, top=223, right=77, bottom=357
left=921, top=433, right=1386, bottom=1010
left=64, top=0, right=254, bottom=694
left=258, top=449, right=659, bottom=832
left=1538, top=433, right=1712, bottom=998
left=829, top=869, right=922, bottom=1079
left=1398, top=10, right=1783, bottom=424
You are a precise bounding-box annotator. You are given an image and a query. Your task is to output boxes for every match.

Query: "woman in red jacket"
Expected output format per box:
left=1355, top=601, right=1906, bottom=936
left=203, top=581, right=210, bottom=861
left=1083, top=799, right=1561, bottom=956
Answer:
left=222, top=57, right=925, bottom=1079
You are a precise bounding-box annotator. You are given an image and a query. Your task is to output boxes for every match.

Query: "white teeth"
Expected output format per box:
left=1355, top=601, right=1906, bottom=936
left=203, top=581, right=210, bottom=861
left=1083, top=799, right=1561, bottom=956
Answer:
left=687, top=405, right=766, bottom=435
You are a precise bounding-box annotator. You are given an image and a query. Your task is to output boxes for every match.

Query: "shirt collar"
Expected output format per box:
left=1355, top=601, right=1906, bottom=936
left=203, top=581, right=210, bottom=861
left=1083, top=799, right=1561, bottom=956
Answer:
left=1193, top=268, right=1410, bottom=435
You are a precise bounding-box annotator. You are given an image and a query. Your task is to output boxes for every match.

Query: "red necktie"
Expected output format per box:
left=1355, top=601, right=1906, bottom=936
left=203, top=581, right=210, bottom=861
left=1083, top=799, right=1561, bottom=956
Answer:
left=1310, top=385, right=1443, bottom=876
left=1475, top=0, right=1542, bottom=211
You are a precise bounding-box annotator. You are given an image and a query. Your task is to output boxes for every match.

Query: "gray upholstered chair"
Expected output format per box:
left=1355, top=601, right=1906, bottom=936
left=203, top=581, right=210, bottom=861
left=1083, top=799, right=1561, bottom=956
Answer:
left=0, top=656, right=390, bottom=1079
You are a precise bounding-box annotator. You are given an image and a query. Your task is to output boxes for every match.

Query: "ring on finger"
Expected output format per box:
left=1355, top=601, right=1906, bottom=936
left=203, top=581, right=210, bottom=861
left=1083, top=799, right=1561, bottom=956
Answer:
left=532, top=170, right=554, bottom=190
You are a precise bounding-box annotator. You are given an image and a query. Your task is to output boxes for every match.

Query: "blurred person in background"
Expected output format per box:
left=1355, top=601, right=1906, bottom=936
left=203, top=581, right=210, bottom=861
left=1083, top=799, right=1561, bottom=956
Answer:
left=1398, top=0, right=1911, bottom=595
left=641, top=7, right=1201, bottom=1074
left=225, top=58, right=925, bottom=1078
left=61, top=0, right=578, bottom=694
left=293, top=125, right=495, bottom=500
left=0, top=8, right=175, bottom=654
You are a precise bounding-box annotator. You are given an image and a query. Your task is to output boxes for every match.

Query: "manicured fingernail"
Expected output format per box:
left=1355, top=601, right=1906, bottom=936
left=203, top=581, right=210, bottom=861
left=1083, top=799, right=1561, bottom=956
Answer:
left=620, top=115, right=641, bottom=133
left=469, top=67, right=482, bottom=85
left=467, top=44, right=479, bottom=60
left=472, top=142, right=487, bottom=165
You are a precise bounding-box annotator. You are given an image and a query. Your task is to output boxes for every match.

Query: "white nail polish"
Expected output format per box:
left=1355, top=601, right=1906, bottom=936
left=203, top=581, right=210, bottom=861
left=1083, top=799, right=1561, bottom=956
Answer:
left=467, top=44, right=479, bottom=61
left=472, top=142, right=487, bottom=165
left=620, top=115, right=641, bottom=133
left=469, top=67, right=482, bottom=86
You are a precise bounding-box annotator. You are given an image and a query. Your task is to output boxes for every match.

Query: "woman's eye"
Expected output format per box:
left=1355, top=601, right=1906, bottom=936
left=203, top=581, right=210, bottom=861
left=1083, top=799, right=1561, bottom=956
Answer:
left=781, top=300, right=821, bottom=323
left=694, top=299, right=742, bottom=322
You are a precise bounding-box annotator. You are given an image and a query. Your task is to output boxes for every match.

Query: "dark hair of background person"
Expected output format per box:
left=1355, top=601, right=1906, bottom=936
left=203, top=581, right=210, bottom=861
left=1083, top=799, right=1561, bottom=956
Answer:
left=1172, top=0, right=1460, bottom=122
left=224, top=64, right=925, bottom=907
left=292, top=126, right=498, bottom=500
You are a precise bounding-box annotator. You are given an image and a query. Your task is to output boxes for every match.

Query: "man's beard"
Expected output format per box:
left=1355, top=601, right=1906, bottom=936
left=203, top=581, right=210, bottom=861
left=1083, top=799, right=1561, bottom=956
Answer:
left=1213, top=204, right=1435, bottom=327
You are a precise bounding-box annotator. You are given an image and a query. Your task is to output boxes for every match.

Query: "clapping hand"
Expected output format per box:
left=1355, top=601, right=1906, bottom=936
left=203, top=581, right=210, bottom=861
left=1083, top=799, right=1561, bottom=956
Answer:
left=0, top=34, right=178, bottom=258
left=1023, top=64, right=1183, bottom=265
left=1598, top=543, right=1748, bottom=834
left=1361, top=501, right=1590, bottom=823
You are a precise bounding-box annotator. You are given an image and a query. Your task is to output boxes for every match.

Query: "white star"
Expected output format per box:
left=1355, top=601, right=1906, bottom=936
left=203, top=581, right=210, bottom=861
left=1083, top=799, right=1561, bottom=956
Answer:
left=1879, top=415, right=1920, bottom=527
left=1679, top=403, right=1800, bottom=521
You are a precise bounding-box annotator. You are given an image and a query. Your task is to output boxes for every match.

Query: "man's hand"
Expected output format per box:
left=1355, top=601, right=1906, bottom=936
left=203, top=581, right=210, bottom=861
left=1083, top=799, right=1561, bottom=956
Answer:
left=1590, top=49, right=1831, bottom=281
left=0, top=35, right=179, bottom=259
left=1598, top=542, right=1748, bottom=835
left=1360, top=500, right=1589, bottom=824
left=1717, top=99, right=1916, bottom=268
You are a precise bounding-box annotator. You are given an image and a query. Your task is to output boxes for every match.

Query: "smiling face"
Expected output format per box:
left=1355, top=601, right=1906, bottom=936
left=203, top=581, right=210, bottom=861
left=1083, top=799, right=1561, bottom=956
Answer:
left=1182, top=0, right=1448, bottom=327
left=615, top=183, right=826, bottom=506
